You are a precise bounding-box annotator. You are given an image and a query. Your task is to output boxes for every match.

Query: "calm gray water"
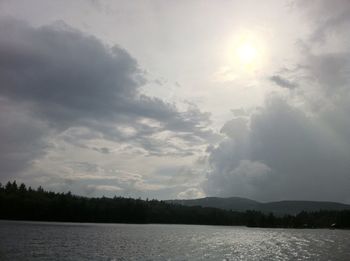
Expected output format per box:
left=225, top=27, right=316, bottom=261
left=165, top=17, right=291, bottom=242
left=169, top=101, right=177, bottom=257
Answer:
left=0, top=221, right=350, bottom=260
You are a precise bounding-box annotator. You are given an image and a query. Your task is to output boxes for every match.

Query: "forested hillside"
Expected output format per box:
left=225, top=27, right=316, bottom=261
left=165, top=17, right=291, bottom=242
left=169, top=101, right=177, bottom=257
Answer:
left=1, top=181, right=350, bottom=229
left=169, top=197, right=350, bottom=215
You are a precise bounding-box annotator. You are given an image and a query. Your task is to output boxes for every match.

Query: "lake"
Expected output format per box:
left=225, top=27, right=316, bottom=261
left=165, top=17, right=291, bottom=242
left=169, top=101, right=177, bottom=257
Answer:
left=0, top=221, right=349, bottom=260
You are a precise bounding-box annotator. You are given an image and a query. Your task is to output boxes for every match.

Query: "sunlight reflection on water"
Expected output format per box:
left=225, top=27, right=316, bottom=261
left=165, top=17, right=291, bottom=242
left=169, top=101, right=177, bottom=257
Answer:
left=0, top=221, right=350, bottom=260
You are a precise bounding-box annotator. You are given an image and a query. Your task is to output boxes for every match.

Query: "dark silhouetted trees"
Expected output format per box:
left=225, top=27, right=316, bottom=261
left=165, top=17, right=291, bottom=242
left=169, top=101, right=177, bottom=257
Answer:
left=0, top=181, right=349, bottom=228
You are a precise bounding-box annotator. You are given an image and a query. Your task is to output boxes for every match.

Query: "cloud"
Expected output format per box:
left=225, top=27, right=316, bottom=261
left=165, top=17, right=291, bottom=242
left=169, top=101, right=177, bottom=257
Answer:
left=91, top=147, right=111, bottom=154
left=269, top=75, right=298, bottom=89
left=0, top=18, right=216, bottom=182
left=204, top=94, right=350, bottom=203
left=151, top=165, right=204, bottom=186
left=198, top=1, right=350, bottom=203
left=295, top=0, right=350, bottom=43
left=206, top=1, right=350, bottom=201
left=303, top=51, right=350, bottom=94
left=28, top=160, right=172, bottom=198
left=86, top=184, right=123, bottom=195
left=220, top=118, right=248, bottom=140
left=0, top=98, right=50, bottom=178
left=177, top=188, right=204, bottom=199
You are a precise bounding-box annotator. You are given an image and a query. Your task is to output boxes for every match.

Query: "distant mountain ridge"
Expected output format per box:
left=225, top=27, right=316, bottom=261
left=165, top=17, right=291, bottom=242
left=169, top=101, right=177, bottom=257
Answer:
left=167, top=197, right=350, bottom=215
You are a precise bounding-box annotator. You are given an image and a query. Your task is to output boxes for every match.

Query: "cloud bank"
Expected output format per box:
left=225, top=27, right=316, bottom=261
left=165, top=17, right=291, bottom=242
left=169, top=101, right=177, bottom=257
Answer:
left=1, top=1, right=350, bottom=203
left=0, top=19, right=214, bottom=190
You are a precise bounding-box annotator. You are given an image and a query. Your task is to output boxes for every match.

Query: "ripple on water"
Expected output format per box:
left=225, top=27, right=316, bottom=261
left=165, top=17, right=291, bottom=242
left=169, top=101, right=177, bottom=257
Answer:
left=0, top=222, right=350, bottom=261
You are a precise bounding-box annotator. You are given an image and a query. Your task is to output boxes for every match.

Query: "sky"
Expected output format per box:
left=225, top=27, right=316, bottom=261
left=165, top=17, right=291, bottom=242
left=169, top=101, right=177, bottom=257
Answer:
left=1, top=0, right=350, bottom=203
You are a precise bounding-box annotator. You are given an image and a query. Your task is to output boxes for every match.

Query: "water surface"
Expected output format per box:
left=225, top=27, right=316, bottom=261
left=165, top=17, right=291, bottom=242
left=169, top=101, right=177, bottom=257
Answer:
left=0, top=220, right=349, bottom=260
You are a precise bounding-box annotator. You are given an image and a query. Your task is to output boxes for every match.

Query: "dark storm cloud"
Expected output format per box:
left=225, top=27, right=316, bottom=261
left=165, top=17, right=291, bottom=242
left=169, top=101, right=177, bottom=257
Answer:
left=0, top=18, right=215, bottom=179
left=296, top=0, right=350, bottom=43
left=0, top=19, right=146, bottom=126
left=204, top=96, right=350, bottom=203
left=0, top=98, right=50, bottom=178
left=0, top=19, right=213, bottom=133
left=269, top=75, right=297, bottom=89
left=303, top=51, right=350, bottom=93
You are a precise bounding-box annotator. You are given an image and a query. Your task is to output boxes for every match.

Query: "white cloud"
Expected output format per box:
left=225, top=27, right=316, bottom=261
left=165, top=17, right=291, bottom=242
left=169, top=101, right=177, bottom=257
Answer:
left=177, top=188, right=205, bottom=199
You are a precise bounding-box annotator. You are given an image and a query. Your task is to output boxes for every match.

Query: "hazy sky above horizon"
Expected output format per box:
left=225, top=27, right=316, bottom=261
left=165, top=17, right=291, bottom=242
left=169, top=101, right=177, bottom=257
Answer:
left=1, top=0, right=350, bottom=203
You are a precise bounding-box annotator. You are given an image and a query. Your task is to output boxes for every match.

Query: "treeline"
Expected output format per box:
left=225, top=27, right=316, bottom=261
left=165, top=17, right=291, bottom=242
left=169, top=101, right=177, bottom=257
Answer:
left=1, top=181, right=350, bottom=228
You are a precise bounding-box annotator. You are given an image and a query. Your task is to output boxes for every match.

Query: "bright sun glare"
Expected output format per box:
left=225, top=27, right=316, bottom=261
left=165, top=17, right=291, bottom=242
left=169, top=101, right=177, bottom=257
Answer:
left=218, top=31, right=266, bottom=81
left=228, top=32, right=265, bottom=71
left=236, top=42, right=258, bottom=65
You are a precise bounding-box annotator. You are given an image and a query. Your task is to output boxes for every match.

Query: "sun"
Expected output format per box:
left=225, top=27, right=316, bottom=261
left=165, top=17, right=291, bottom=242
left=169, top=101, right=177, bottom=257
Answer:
left=219, top=31, right=266, bottom=79
left=236, top=42, right=258, bottom=65
left=227, top=31, right=265, bottom=70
